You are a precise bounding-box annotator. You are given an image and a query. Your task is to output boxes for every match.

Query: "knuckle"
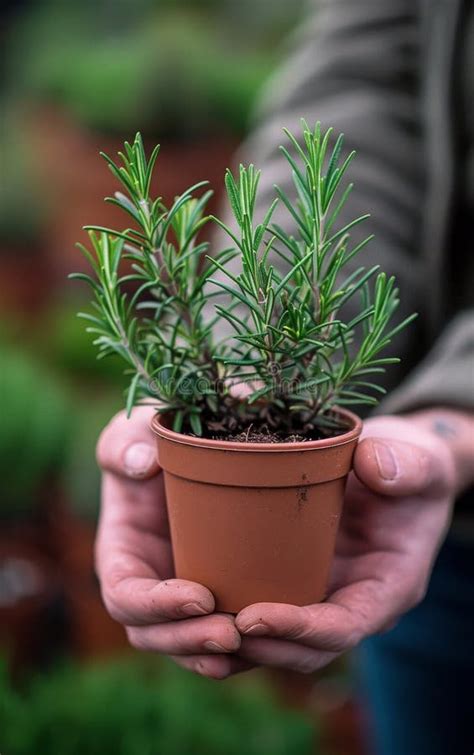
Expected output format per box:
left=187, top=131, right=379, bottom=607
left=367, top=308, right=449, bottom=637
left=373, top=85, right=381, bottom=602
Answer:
left=172, top=656, right=198, bottom=676
left=102, top=594, right=126, bottom=624
left=194, top=659, right=215, bottom=678
left=172, top=631, right=194, bottom=655
left=103, top=567, right=128, bottom=597
left=96, top=411, right=127, bottom=464
left=99, top=566, right=135, bottom=622
left=292, top=607, right=316, bottom=641
left=309, top=605, right=361, bottom=652
left=406, top=581, right=427, bottom=610
left=126, top=627, right=147, bottom=651
left=104, top=559, right=133, bottom=590
left=295, top=651, right=318, bottom=674
left=332, top=629, right=360, bottom=652
left=320, top=626, right=359, bottom=652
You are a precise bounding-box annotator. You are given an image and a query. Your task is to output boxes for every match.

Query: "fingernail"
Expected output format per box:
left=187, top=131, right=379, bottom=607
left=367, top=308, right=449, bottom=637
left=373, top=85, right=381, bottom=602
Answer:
left=181, top=602, right=209, bottom=617
left=123, top=443, right=155, bottom=477
left=373, top=440, right=399, bottom=481
left=241, top=622, right=267, bottom=636
left=204, top=641, right=230, bottom=653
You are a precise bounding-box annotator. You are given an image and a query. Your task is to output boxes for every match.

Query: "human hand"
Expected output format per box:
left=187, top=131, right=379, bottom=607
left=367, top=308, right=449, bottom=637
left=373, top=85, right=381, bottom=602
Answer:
left=95, top=406, right=251, bottom=679
left=233, top=413, right=463, bottom=673
left=96, top=406, right=472, bottom=678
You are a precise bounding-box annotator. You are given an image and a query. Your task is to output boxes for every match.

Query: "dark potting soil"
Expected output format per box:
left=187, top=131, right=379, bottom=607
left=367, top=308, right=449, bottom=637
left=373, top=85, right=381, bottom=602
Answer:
left=179, top=410, right=353, bottom=443
left=206, top=422, right=348, bottom=443
left=217, top=428, right=308, bottom=443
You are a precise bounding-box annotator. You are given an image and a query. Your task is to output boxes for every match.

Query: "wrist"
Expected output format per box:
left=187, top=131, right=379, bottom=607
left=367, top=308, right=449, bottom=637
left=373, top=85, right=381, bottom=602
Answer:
left=404, top=407, right=474, bottom=494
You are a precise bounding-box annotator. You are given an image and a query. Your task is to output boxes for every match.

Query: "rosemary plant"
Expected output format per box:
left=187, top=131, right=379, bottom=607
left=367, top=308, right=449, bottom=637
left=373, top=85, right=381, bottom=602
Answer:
left=72, top=123, right=415, bottom=438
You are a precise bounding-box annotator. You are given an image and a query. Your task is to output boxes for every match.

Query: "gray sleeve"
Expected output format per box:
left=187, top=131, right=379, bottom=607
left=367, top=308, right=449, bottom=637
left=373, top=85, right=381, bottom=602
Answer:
left=214, top=0, right=474, bottom=414
left=378, top=312, right=474, bottom=414
left=214, top=0, right=425, bottom=393
left=241, top=0, right=424, bottom=314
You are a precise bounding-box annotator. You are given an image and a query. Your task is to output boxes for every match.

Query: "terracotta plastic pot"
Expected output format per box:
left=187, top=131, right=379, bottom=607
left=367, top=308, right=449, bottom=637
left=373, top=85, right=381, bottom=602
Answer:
left=151, top=409, right=362, bottom=613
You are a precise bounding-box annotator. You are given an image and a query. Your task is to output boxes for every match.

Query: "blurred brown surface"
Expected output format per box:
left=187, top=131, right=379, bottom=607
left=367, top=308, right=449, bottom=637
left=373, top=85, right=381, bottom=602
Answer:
left=51, top=503, right=129, bottom=659
left=0, top=495, right=128, bottom=672
left=0, top=538, right=61, bottom=674
left=28, top=106, right=239, bottom=283
left=0, top=249, right=52, bottom=317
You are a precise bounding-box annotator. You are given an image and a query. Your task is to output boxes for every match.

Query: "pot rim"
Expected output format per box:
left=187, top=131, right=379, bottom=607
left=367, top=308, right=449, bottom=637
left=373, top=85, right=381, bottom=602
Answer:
left=151, top=406, right=362, bottom=453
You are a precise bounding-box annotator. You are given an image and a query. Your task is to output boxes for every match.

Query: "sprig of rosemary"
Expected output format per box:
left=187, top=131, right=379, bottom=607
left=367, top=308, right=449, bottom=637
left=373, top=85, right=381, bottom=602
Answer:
left=72, top=124, right=416, bottom=436
left=71, top=134, right=234, bottom=434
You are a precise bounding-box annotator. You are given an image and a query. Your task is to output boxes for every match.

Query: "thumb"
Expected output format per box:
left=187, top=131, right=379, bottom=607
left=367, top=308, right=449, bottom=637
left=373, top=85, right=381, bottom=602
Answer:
left=96, top=406, right=160, bottom=479
left=354, top=437, right=449, bottom=498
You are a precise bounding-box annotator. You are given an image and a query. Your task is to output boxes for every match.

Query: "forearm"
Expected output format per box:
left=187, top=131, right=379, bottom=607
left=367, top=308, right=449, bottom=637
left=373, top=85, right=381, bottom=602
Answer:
left=405, top=407, right=474, bottom=494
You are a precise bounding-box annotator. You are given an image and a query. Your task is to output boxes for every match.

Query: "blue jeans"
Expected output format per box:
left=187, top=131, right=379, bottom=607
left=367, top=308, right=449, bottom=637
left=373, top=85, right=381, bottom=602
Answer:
left=356, top=535, right=474, bottom=755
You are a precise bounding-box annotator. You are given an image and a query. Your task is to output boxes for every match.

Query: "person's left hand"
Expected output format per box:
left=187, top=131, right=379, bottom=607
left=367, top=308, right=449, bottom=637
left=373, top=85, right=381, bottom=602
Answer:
left=232, top=413, right=462, bottom=673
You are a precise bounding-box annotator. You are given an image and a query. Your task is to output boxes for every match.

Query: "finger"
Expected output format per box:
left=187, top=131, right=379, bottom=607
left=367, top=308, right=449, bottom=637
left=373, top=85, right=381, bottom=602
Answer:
left=126, top=614, right=241, bottom=655
left=103, top=575, right=216, bottom=626
left=354, top=437, right=450, bottom=498
left=236, top=562, right=427, bottom=654
left=171, top=654, right=255, bottom=680
left=97, top=406, right=160, bottom=479
left=96, top=473, right=215, bottom=624
left=236, top=602, right=358, bottom=652
left=237, top=600, right=363, bottom=653
left=238, top=637, right=337, bottom=674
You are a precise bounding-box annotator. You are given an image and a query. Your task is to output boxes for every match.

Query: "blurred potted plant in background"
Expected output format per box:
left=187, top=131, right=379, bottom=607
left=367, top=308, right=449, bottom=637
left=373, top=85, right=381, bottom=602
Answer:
left=5, top=0, right=301, bottom=138
left=73, top=124, right=415, bottom=613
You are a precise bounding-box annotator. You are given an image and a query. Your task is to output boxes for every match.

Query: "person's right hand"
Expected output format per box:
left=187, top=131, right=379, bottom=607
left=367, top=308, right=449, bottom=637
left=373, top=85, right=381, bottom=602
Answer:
left=95, top=406, right=250, bottom=679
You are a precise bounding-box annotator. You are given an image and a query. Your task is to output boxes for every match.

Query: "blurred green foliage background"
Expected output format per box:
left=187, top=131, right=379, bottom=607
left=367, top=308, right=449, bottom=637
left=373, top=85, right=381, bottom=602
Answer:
left=0, top=2, right=363, bottom=753
left=0, top=658, right=314, bottom=755
left=1, top=0, right=305, bottom=521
